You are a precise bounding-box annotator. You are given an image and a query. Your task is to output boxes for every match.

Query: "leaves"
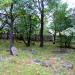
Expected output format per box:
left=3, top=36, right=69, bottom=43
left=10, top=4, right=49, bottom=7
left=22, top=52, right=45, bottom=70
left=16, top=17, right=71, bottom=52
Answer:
left=52, top=3, right=72, bottom=32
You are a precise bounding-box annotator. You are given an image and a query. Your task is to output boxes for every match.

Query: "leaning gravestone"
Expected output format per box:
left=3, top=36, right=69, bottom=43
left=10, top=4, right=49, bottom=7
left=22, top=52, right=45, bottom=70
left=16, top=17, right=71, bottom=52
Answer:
left=11, top=46, right=18, bottom=56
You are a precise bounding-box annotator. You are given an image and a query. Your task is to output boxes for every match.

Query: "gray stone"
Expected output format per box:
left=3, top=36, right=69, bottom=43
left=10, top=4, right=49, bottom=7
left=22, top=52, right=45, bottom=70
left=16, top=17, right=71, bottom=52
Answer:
left=11, top=46, right=18, bottom=56
left=33, top=59, right=41, bottom=64
left=41, top=61, right=51, bottom=67
left=31, top=49, right=37, bottom=54
left=62, top=62, right=73, bottom=70
left=0, top=56, right=4, bottom=61
left=24, top=48, right=30, bottom=51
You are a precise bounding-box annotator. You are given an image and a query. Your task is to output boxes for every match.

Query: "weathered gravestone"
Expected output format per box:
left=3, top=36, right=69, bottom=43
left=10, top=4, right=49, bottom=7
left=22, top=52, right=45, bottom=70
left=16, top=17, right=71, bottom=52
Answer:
left=24, top=48, right=30, bottom=51
left=0, top=56, right=4, bottom=61
left=33, top=59, right=41, bottom=64
left=2, top=33, right=7, bottom=40
left=62, top=62, right=73, bottom=70
left=11, top=46, right=18, bottom=56
left=31, top=49, right=37, bottom=54
left=41, top=61, right=51, bottom=67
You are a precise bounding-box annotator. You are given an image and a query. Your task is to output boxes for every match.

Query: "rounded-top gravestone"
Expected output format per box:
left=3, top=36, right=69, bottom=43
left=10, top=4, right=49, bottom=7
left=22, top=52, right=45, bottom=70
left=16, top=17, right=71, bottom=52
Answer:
left=11, top=46, right=18, bottom=56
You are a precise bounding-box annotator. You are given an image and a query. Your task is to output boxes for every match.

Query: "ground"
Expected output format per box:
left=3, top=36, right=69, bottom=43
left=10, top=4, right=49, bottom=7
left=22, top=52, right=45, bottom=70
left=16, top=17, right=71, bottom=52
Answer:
left=0, top=40, right=75, bottom=75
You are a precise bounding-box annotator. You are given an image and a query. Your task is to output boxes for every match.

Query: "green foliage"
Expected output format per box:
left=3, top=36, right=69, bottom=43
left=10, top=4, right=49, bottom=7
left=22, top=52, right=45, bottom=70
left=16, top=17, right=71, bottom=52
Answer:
left=0, top=0, right=12, bottom=9
left=0, top=0, right=75, bottom=48
left=50, top=3, right=74, bottom=47
left=52, top=3, right=72, bottom=32
left=48, top=0, right=60, bottom=11
left=57, top=32, right=73, bottom=47
left=16, top=14, right=39, bottom=37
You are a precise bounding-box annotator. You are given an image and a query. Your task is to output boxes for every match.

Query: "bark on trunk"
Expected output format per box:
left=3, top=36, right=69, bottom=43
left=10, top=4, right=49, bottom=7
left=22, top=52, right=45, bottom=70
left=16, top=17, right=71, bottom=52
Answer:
left=53, top=30, right=56, bottom=44
left=40, top=0, right=44, bottom=47
left=9, top=3, right=14, bottom=55
left=9, top=31, right=14, bottom=54
left=27, top=15, right=32, bottom=47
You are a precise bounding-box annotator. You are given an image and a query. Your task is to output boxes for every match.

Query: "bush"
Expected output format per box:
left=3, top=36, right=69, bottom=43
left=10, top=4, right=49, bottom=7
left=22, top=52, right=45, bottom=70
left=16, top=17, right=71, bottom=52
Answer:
left=58, top=33, right=73, bottom=48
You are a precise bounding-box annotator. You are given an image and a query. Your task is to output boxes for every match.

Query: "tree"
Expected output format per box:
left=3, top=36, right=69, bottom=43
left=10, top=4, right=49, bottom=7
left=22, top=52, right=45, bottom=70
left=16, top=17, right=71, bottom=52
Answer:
left=15, top=6, right=39, bottom=46
left=52, top=3, right=73, bottom=47
left=39, top=0, right=44, bottom=47
left=0, top=0, right=22, bottom=55
left=33, top=0, right=60, bottom=47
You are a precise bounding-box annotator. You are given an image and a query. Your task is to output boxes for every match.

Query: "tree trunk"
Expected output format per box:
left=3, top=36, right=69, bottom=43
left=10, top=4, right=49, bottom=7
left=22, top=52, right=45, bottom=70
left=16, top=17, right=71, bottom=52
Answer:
left=9, top=3, right=14, bottom=55
left=53, top=30, right=56, bottom=44
left=40, top=0, right=44, bottom=47
left=9, top=31, right=14, bottom=55
left=59, top=31, right=62, bottom=47
left=27, top=15, right=32, bottom=47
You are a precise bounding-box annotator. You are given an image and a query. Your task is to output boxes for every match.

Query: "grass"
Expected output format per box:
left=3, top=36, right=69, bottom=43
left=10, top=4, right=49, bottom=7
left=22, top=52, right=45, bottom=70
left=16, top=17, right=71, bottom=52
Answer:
left=0, top=40, right=75, bottom=75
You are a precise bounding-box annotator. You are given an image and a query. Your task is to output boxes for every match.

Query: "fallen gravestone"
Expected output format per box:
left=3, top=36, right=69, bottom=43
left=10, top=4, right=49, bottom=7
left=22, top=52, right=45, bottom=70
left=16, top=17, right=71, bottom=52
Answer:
left=11, top=46, right=18, bottom=56
left=24, top=48, right=30, bottom=53
left=33, top=59, right=51, bottom=67
left=33, top=59, right=41, bottom=64
left=24, top=48, right=30, bottom=51
left=62, top=62, right=73, bottom=70
left=41, top=61, right=51, bottom=67
left=0, top=56, right=11, bottom=62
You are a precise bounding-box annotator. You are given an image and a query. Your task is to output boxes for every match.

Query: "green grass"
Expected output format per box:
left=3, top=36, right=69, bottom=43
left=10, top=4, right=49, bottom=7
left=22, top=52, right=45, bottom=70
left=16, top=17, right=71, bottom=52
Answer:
left=0, top=40, right=75, bottom=75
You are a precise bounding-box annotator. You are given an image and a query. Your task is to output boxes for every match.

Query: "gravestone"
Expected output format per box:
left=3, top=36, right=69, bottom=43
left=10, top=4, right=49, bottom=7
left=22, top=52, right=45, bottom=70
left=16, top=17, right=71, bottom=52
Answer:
left=0, top=56, right=4, bottom=61
left=24, top=48, right=30, bottom=53
left=31, top=49, right=37, bottom=54
left=24, top=48, right=30, bottom=51
left=11, top=46, right=18, bottom=56
left=33, top=59, right=41, bottom=64
left=2, top=33, right=7, bottom=40
left=62, top=62, right=73, bottom=70
left=41, top=61, right=51, bottom=67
